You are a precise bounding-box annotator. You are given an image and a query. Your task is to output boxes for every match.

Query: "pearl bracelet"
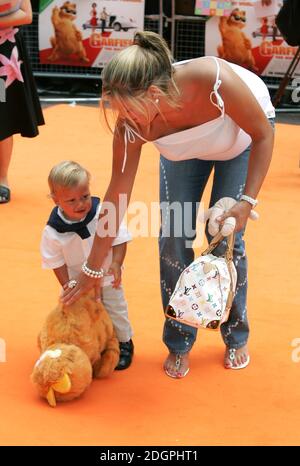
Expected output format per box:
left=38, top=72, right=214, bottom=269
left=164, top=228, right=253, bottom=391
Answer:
left=81, top=261, right=104, bottom=279
left=240, top=194, right=258, bottom=208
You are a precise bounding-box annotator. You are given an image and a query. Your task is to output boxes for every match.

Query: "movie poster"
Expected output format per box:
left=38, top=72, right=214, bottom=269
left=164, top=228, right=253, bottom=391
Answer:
left=39, top=0, right=145, bottom=67
left=205, top=0, right=300, bottom=77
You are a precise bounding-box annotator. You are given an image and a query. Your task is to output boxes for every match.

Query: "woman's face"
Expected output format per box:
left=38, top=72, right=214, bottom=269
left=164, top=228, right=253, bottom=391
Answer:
left=116, top=97, right=160, bottom=126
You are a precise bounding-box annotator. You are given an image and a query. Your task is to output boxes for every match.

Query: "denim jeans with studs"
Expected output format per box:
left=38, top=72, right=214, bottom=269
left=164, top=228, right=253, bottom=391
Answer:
left=159, top=118, right=274, bottom=354
left=159, top=143, right=254, bottom=354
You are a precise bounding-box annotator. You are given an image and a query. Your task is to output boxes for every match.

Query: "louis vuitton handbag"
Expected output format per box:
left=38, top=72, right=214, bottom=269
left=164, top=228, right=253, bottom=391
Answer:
left=165, top=232, right=237, bottom=330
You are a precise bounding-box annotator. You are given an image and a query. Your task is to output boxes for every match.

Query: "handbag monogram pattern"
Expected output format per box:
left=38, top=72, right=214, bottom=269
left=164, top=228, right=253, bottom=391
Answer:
left=165, top=233, right=237, bottom=330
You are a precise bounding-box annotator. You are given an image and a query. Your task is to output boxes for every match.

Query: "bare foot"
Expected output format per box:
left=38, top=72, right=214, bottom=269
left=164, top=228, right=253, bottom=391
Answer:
left=224, top=345, right=250, bottom=369
left=163, top=352, right=190, bottom=378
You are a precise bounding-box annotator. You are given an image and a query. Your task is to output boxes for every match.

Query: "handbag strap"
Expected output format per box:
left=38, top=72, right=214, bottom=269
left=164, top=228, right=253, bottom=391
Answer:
left=201, top=233, right=236, bottom=310
left=201, top=232, right=235, bottom=262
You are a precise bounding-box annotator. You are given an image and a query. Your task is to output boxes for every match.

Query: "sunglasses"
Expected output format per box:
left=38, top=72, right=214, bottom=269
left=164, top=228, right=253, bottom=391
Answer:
left=62, top=7, right=76, bottom=14
left=233, top=15, right=246, bottom=22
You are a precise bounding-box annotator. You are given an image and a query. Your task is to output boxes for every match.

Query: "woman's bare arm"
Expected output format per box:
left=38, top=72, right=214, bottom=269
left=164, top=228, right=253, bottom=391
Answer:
left=0, top=0, right=32, bottom=28
left=190, top=57, right=274, bottom=230
left=88, top=127, right=142, bottom=268
left=213, top=62, right=274, bottom=230
left=220, top=63, right=274, bottom=199
left=61, top=123, right=143, bottom=304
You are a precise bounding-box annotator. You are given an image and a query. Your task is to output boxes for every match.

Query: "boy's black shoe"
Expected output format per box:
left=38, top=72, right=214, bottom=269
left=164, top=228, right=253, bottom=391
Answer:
left=115, top=339, right=134, bottom=370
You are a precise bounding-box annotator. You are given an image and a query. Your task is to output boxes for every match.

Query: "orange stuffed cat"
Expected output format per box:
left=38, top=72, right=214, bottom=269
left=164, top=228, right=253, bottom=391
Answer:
left=218, top=9, right=258, bottom=72
left=31, top=290, right=119, bottom=407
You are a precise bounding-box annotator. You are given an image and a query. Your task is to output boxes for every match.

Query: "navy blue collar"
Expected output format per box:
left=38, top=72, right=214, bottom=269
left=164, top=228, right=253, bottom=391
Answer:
left=47, top=197, right=100, bottom=239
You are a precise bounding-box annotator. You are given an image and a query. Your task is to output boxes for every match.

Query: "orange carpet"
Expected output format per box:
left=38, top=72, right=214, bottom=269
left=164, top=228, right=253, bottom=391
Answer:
left=0, top=104, right=299, bottom=446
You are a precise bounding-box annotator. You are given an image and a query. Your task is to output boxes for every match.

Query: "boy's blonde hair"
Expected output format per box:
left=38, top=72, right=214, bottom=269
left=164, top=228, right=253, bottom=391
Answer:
left=101, top=31, right=180, bottom=130
left=48, top=161, right=90, bottom=195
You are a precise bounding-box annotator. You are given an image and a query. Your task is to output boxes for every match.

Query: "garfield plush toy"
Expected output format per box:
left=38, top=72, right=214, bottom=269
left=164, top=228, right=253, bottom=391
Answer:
left=48, top=2, right=89, bottom=63
left=218, top=9, right=258, bottom=72
left=31, top=290, right=119, bottom=407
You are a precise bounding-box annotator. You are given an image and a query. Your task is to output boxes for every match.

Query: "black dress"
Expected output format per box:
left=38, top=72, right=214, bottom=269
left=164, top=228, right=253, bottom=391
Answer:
left=0, top=26, right=44, bottom=141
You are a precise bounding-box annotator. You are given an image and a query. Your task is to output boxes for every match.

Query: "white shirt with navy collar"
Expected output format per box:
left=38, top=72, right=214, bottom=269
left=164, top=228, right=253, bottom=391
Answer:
left=41, top=202, right=132, bottom=287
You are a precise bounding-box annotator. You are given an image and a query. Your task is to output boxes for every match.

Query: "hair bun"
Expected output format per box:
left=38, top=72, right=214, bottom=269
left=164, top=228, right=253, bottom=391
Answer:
left=134, top=32, right=151, bottom=49
left=134, top=31, right=160, bottom=52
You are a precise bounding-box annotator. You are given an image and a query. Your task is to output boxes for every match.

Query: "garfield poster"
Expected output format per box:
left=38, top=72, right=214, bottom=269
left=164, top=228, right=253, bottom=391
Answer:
left=38, top=0, right=145, bottom=67
left=205, top=0, right=300, bottom=78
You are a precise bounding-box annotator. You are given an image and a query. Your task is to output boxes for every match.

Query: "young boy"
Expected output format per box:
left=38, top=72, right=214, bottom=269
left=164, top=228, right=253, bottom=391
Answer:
left=40, top=161, right=134, bottom=370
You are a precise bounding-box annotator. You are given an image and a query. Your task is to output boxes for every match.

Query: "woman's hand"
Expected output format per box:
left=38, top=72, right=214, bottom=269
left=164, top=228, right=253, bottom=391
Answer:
left=60, top=271, right=102, bottom=305
left=216, top=201, right=252, bottom=233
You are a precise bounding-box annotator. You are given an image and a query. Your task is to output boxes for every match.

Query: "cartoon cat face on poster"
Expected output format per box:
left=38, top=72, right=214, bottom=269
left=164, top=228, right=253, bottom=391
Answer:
left=0, top=1, right=22, bottom=17
left=217, top=9, right=258, bottom=73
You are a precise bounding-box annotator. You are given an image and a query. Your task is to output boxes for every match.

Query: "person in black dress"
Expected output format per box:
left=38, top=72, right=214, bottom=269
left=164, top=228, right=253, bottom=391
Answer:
left=0, top=0, right=44, bottom=203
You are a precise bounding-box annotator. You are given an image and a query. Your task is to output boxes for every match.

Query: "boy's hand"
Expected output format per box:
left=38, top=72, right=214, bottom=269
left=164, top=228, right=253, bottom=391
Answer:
left=108, top=261, right=122, bottom=288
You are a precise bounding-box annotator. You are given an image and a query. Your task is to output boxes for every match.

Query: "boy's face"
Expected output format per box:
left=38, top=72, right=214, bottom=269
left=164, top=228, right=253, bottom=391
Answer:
left=53, top=181, right=92, bottom=221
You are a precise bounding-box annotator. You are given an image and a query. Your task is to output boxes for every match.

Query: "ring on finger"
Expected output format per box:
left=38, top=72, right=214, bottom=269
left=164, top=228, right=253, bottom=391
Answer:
left=67, top=279, right=77, bottom=289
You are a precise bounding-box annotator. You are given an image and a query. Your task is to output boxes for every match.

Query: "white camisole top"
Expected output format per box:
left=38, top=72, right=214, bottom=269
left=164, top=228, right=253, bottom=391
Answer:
left=122, top=57, right=275, bottom=172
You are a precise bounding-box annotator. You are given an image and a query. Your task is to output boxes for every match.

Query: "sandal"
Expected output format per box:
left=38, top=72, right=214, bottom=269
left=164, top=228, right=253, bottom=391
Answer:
left=0, top=185, right=10, bottom=204
left=164, top=353, right=190, bottom=379
left=225, top=347, right=250, bottom=370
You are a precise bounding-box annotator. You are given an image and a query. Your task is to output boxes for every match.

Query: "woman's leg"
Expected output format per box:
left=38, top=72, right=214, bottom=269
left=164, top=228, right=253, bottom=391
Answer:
left=0, top=136, right=13, bottom=203
left=159, top=155, right=213, bottom=377
left=208, top=146, right=251, bottom=368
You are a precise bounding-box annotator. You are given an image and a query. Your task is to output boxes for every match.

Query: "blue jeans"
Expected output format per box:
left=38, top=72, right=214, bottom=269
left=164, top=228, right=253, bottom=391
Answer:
left=159, top=145, right=252, bottom=354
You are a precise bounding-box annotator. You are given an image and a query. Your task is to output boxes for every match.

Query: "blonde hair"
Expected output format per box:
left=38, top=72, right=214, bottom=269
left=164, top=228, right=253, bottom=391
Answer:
left=48, top=161, right=90, bottom=195
left=101, top=31, right=180, bottom=130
